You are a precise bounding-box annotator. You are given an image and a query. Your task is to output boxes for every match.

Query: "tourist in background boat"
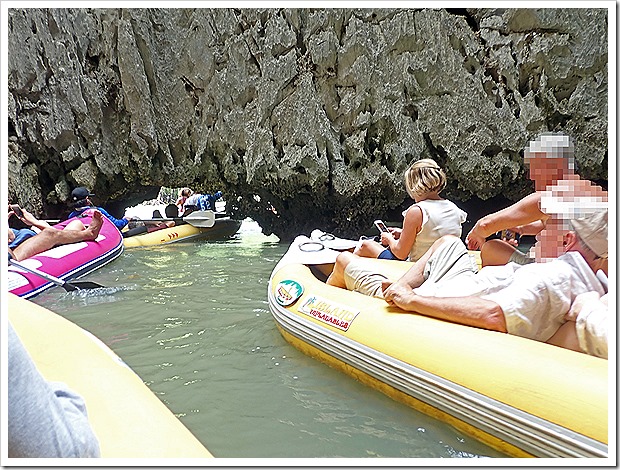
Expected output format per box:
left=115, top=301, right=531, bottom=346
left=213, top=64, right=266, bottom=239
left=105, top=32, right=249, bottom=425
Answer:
left=68, top=186, right=131, bottom=230
left=175, top=187, right=192, bottom=215
left=327, top=210, right=608, bottom=358
left=8, top=322, right=100, bottom=457
left=8, top=206, right=103, bottom=261
left=466, top=132, right=607, bottom=268
left=183, top=189, right=223, bottom=215
left=355, top=159, right=467, bottom=262
left=8, top=204, right=41, bottom=251
left=123, top=217, right=175, bottom=238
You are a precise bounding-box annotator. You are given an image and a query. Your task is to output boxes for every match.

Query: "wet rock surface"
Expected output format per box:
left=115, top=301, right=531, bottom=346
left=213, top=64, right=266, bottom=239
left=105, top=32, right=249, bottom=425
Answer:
left=8, top=8, right=608, bottom=240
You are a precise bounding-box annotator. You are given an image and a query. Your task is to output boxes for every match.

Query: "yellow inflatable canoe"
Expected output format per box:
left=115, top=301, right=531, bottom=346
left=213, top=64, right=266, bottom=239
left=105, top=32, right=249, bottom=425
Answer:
left=123, top=218, right=241, bottom=248
left=8, top=294, right=212, bottom=459
left=268, top=236, right=608, bottom=458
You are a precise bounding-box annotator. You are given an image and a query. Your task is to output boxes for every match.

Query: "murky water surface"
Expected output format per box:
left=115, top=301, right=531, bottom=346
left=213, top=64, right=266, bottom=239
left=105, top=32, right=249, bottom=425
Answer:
left=34, top=220, right=507, bottom=459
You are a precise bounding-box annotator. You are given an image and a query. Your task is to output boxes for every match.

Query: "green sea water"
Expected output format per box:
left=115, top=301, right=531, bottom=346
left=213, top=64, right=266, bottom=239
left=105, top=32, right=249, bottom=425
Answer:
left=32, top=219, right=507, bottom=459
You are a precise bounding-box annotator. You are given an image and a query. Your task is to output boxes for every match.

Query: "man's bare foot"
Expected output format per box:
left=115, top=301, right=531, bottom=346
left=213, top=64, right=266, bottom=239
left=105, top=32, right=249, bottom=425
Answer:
left=85, top=210, right=103, bottom=240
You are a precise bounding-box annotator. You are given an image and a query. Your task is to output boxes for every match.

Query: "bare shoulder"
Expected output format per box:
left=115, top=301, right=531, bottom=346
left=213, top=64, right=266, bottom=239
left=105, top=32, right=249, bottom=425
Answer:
left=403, top=203, right=424, bottom=221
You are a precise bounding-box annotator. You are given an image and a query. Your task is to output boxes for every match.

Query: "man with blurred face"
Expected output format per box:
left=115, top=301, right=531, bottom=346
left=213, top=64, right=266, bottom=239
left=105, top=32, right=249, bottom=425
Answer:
left=465, top=132, right=607, bottom=267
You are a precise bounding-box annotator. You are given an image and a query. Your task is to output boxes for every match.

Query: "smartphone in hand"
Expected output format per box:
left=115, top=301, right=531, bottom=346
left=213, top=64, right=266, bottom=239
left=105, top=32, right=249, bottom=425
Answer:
left=374, top=220, right=389, bottom=233
left=9, top=204, right=24, bottom=218
left=500, top=229, right=521, bottom=244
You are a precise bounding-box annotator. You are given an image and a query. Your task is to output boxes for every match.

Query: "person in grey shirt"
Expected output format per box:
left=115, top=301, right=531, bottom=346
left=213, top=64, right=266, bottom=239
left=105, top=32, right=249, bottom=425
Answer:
left=8, top=323, right=100, bottom=458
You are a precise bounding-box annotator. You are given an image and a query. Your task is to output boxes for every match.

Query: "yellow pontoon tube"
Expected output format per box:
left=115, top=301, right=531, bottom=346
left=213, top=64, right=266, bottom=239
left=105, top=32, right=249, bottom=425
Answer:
left=123, top=217, right=241, bottom=248
left=8, top=294, right=213, bottom=459
left=268, top=236, right=608, bottom=458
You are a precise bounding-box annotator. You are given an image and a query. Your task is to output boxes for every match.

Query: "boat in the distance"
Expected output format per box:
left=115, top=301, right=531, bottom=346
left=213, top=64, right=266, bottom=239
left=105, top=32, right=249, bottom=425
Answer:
left=267, top=233, right=608, bottom=458
left=8, top=209, right=123, bottom=299
left=122, top=213, right=242, bottom=248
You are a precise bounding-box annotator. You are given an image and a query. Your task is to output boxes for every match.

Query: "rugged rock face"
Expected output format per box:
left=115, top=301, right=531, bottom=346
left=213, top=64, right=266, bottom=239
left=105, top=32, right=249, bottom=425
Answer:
left=8, top=8, right=608, bottom=240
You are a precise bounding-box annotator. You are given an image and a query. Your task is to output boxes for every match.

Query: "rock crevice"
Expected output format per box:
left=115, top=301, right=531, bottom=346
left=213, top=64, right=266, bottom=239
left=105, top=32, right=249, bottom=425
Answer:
left=8, top=8, right=608, bottom=240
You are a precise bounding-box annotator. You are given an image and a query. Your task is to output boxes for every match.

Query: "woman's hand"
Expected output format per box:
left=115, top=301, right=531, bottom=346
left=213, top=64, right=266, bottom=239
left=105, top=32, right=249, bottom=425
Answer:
left=380, top=231, right=394, bottom=247
left=501, top=229, right=520, bottom=247
left=18, top=208, right=39, bottom=227
left=388, top=227, right=402, bottom=239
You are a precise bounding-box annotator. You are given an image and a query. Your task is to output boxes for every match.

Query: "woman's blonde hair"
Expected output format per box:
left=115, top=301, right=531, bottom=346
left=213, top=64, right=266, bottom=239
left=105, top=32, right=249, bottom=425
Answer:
left=404, top=159, right=447, bottom=198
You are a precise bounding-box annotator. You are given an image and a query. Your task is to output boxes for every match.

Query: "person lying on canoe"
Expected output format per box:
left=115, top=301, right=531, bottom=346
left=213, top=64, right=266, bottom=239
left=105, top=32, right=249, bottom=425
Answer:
left=121, top=206, right=176, bottom=238
left=9, top=203, right=84, bottom=241
left=355, top=159, right=467, bottom=262
left=327, top=210, right=608, bottom=358
left=465, top=132, right=607, bottom=268
left=8, top=208, right=103, bottom=262
left=183, top=189, right=223, bottom=215
left=68, top=186, right=131, bottom=230
left=122, top=218, right=175, bottom=238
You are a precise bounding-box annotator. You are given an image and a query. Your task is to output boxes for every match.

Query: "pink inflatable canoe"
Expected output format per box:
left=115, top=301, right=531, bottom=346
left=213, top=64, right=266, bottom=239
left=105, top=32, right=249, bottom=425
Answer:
left=8, top=209, right=124, bottom=298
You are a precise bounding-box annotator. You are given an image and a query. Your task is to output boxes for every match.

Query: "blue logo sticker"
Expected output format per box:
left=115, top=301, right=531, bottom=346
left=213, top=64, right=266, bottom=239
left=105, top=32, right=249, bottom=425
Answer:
left=275, top=280, right=304, bottom=306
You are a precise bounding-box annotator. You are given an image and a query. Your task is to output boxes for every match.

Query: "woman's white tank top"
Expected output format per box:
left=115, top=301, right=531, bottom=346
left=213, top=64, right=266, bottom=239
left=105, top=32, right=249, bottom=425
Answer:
left=408, top=199, right=467, bottom=261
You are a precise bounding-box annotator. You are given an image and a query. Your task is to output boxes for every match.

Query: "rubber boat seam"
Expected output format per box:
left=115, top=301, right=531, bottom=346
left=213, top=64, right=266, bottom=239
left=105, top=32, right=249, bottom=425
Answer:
left=268, top=289, right=607, bottom=458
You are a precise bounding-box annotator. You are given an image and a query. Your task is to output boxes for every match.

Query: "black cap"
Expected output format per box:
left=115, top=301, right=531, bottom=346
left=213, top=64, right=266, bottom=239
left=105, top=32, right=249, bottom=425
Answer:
left=71, top=186, right=95, bottom=201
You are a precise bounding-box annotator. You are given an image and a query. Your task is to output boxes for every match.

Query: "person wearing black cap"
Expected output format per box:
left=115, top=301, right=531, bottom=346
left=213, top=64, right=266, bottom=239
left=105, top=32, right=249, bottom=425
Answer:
left=68, top=187, right=130, bottom=230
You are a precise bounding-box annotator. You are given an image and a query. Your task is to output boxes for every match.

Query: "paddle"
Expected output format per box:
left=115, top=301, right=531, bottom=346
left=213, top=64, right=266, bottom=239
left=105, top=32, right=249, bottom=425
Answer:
left=9, top=259, right=105, bottom=292
left=139, top=210, right=216, bottom=228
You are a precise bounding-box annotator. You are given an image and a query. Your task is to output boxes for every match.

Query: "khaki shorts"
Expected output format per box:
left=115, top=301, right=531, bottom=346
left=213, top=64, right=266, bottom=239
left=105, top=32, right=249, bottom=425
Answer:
left=343, top=237, right=479, bottom=299
left=344, top=258, right=390, bottom=298
left=508, top=249, right=534, bottom=265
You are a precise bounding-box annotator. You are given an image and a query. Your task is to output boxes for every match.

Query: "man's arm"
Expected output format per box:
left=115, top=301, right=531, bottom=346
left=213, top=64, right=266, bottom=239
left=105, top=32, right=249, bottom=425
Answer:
left=466, top=192, right=548, bottom=249
left=14, top=208, right=52, bottom=231
left=511, top=219, right=546, bottom=236
left=383, top=283, right=507, bottom=332
left=97, top=207, right=129, bottom=229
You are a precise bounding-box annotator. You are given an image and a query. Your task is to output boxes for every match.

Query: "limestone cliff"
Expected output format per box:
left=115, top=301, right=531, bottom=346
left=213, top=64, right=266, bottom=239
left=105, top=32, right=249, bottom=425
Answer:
left=7, top=8, right=608, bottom=240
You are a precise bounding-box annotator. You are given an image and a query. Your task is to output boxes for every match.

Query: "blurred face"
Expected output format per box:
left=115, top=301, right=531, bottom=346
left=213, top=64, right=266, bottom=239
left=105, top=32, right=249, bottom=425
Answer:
left=527, top=154, right=568, bottom=191
left=534, top=218, right=565, bottom=262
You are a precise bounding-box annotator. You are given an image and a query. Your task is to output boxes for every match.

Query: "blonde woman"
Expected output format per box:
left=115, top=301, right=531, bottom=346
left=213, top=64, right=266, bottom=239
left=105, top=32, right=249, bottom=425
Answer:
left=355, top=159, right=467, bottom=262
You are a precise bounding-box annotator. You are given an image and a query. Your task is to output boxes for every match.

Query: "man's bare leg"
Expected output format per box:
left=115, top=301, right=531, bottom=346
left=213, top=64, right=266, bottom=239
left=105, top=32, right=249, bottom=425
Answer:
left=353, top=239, right=385, bottom=258
left=64, top=220, right=86, bottom=231
left=326, top=251, right=359, bottom=288
left=13, top=211, right=103, bottom=261
left=328, top=235, right=457, bottom=292
left=480, top=239, right=516, bottom=267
